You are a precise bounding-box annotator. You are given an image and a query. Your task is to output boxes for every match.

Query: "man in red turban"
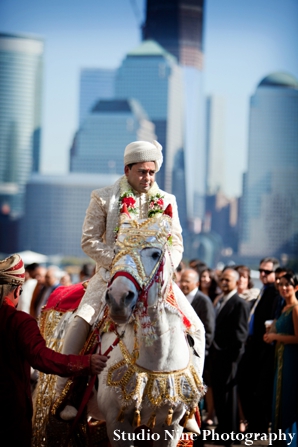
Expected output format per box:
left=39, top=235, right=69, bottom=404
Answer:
left=0, top=254, right=108, bottom=447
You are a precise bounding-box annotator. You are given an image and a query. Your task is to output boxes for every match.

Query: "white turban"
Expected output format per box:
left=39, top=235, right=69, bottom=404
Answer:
left=124, top=140, right=163, bottom=172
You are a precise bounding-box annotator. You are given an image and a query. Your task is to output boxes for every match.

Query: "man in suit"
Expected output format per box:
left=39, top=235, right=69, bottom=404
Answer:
left=31, top=266, right=61, bottom=319
left=210, top=268, right=249, bottom=442
left=180, top=268, right=215, bottom=355
left=180, top=268, right=215, bottom=446
left=238, top=257, right=280, bottom=434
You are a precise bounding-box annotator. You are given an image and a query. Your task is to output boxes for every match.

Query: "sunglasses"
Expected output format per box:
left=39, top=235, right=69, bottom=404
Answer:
left=259, top=269, right=274, bottom=275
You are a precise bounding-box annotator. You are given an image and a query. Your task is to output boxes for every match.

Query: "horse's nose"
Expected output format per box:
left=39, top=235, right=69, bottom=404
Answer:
left=105, top=289, right=137, bottom=307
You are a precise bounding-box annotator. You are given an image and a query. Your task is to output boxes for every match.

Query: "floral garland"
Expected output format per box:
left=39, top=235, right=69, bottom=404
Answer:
left=118, top=177, right=165, bottom=218
left=118, top=189, right=138, bottom=214
left=148, top=193, right=164, bottom=218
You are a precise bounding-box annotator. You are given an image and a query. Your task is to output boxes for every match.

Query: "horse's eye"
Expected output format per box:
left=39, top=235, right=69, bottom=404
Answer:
left=152, top=251, right=160, bottom=260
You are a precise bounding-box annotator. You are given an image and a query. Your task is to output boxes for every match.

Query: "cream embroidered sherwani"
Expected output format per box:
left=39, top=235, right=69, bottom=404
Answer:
left=76, top=176, right=183, bottom=326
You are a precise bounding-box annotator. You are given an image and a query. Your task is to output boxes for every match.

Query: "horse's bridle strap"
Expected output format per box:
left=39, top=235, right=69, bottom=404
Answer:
left=109, top=271, right=141, bottom=291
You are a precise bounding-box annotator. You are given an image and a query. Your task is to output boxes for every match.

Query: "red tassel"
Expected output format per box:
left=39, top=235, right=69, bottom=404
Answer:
left=163, top=204, right=173, bottom=218
left=195, top=407, right=201, bottom=428
left=121, top=203, right=131, bottom=218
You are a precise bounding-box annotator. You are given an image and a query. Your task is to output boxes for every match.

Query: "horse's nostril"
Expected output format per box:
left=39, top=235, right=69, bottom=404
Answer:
left=125, top=291, right=135, bottom=302
left=105, top=292, right=110, bottom=302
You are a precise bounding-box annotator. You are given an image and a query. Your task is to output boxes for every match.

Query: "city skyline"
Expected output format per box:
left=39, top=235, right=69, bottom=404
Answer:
left=0, top=0, right=298, bottom=197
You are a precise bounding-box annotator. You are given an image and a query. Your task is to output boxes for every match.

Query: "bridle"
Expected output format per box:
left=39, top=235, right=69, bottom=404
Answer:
left=108, top=245, right=166, bottom=294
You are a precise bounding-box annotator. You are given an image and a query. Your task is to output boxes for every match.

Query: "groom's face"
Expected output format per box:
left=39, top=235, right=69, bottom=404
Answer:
left=125, top=161, right=156, bottom=193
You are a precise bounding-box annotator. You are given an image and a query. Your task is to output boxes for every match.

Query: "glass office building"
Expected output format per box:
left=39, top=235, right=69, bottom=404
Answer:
left=142, top=0, right=204, bottom=71
left=205, top=95, right=226, bottom=195
left=22, top=173, right=120, bottom=257
left=79, top=68, right=116, bottom=126
left=239, top=72, right=298, bottom=257
left=70, top=98, right=155, bottom=174
left=0, top=32, right=43, bottom=216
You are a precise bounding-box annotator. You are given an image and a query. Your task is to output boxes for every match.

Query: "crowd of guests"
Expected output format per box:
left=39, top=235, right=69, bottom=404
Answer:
left=175, top=257, right=298, bottom=447
left=4, top=253, right=297, bottom=447
left=18, top=262, right=95, bottom=319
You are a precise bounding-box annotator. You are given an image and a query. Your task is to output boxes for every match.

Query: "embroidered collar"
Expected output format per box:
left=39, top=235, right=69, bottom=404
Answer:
left=106, top=339, right=205, bottom=414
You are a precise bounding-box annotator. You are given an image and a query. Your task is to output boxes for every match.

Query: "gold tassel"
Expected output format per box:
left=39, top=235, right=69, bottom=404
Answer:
left=189, top=407, right=196, bottom=418
left=165, top=408, right=174, bottom=426
left=133, top=409, right=141, bottom=427
left=179, top=410, right=190, bottom=428
left=147, top=412, right=156, bottom=429
left=117, top=408, right=125, bottom=423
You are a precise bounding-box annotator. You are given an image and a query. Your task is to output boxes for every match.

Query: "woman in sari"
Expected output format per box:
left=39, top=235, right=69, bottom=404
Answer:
left=263, top=270, right=298, bottom=446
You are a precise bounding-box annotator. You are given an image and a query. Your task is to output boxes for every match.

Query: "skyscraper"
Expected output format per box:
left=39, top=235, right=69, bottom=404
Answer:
left=70, top=98, right=155, bottom=174
left=239, top=72, right=298, bottom=257
left=0, top=32, right=44, bottom=216
left=142, top=0, right=205, bottom=225
left=206, top=95, right=226, bottom=194
left=79, top=68, right=116, bottom=126
left=142, top=0, right=204, bottom=70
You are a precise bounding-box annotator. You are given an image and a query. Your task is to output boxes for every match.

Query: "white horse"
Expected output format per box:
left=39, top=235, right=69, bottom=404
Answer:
left=93, top=208, right=206, bottom=447
left=32, top=207, right=205, bottom=447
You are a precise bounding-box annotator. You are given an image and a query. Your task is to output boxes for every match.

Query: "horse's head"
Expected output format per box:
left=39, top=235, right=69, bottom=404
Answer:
left=105, top=205, right=173, bottom=325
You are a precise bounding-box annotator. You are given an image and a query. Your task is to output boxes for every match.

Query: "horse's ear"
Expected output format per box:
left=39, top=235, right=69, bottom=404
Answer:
left=163, top=204, right=173, bottom=218
left=121, top=203, right=131, bottom=218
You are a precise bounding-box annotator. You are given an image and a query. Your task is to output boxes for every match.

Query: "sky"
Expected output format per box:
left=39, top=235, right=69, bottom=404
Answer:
left=0, top=0, right=297, bottom=197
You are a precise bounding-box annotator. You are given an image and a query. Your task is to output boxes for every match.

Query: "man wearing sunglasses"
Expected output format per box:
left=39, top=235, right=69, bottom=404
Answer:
left=258, top=260, right=277, bottom=287
left=238, top=257, right=280, bottom=436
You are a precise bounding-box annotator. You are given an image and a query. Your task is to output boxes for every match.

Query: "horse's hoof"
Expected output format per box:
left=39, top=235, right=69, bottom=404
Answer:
left=184, top=417, right=201, bottom=435
left=60, top=405, right=78, bottom=421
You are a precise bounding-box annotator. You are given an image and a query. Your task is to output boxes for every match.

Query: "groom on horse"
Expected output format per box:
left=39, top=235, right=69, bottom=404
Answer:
left=56, top=140, right=205, bottom=425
